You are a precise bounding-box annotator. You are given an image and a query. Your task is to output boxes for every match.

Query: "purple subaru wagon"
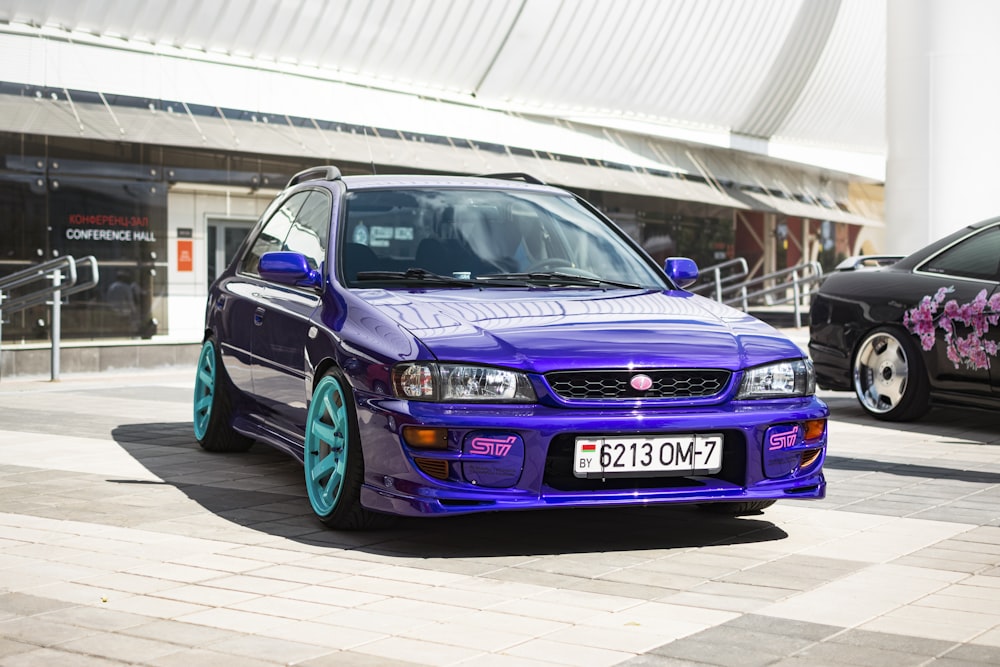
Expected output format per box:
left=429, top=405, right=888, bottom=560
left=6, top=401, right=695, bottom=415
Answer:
left=194, top=167, right=827, bottom=529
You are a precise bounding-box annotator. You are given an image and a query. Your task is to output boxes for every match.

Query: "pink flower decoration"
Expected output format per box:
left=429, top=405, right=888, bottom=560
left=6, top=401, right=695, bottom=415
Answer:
left=904, top=286, right=999, bottom=370
left=946, top=345, right=961, bottom=365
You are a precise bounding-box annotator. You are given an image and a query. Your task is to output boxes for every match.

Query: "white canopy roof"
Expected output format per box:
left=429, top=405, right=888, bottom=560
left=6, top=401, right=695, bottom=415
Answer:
left=0, top=0, right=885, bottom=171
left=0, top=0, right=885, bottom=222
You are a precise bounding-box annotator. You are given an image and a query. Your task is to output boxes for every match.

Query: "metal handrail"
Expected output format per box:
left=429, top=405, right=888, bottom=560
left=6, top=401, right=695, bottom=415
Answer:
left=0, top=255, right=101, bottom=381
left=690, top=257, right=749, bottom=301
left=0, top=256, right=100, bottom=314
left=701, top=261, right=824, bottom=328
left=0, top=256, right=78, bottom=313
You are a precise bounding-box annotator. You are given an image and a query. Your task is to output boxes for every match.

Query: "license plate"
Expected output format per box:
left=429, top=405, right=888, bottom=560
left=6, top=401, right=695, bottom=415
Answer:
left=573, top=433, right=723, bottom=478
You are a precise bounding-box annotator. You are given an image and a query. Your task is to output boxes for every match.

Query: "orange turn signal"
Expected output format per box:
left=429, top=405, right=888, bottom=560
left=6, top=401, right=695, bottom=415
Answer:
left=803, top=419, right=826, bottom=441
left=402, top=426, right=448, bottom=449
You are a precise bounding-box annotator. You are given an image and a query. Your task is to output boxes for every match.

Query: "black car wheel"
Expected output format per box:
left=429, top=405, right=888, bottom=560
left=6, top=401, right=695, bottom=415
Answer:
left=852, top=326, right=930, bottom=421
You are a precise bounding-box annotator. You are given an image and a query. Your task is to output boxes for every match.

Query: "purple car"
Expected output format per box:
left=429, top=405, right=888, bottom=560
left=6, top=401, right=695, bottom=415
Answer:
left=194, top=167, right=827, bottom=529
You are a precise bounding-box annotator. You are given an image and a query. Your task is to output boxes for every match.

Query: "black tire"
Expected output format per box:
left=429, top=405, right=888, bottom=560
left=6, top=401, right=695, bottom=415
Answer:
left=697, top=500, right=776, bottom=515
left=852, top=326, right=930, bottom=421
left=303, top=370, right=393, bottom=530
left=193, top=338, right=254, bottom=453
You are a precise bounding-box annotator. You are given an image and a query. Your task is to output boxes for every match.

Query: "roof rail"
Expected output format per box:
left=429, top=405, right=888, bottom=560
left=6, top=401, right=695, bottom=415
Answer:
left=286, top=165, right=342, bottom=188
left=478, top=172, right=546, bottom=185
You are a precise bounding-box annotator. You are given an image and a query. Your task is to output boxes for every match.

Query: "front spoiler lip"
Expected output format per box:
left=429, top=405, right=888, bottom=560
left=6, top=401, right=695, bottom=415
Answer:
left=359, top=473, right=826, bottom=518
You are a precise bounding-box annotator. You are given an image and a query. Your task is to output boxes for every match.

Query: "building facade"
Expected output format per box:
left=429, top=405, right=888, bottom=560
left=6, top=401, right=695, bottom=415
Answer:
left=0, top=119, right=882, bottom=352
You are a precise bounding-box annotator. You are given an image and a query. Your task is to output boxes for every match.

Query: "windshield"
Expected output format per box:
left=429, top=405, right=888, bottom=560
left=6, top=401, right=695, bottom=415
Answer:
left=339, top=188, right=667, bottom=289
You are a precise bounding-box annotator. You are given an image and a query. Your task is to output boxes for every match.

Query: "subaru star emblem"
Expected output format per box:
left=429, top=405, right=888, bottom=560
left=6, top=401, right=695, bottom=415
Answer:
left=630, top=374, right=653, bottom=391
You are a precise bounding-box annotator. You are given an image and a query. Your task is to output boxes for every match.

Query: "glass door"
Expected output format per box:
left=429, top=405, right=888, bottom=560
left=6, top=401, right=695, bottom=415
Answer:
left=206, top=218, right=254, bottom=289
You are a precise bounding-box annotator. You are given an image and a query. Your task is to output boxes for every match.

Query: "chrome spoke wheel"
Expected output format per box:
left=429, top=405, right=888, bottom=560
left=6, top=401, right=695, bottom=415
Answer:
left=851, top=327, right=928, bottom=421
left=853, top=332, right=908, bottom=414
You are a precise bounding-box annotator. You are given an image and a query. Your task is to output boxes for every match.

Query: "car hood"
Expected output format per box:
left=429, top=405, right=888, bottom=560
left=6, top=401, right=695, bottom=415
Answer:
left=356, top=288, right=803, bottom=373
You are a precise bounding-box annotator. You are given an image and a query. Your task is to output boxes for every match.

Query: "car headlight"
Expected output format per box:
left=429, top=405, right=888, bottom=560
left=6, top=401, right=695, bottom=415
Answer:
left=391, top=363, right=536, bottom=402
left=737, top=359, right=816, bottom=399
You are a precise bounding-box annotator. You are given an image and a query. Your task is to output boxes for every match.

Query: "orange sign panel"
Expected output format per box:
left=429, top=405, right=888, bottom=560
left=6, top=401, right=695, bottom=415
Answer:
left=177, top=239, right=193, bottom=272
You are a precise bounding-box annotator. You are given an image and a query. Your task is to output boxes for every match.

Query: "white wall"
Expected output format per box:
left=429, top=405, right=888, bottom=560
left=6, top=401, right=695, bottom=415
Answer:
left=886, top=0, right=1000, bottom=254
left=165, top=186, right=271, bottom=342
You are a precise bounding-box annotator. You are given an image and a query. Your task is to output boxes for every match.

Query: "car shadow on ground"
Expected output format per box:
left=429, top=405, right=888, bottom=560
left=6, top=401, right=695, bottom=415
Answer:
left=823, top=454, right=1000, bottom=485
left=110, top=422, right=790, bottom=557
left=819, top=392, right=1000, bottom=487
left=820, top=392, right=1000, bottom=443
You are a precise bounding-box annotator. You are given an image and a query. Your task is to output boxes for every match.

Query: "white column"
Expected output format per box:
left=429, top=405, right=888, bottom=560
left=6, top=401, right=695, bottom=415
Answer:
left=885, top=0, right=1000, bottom=254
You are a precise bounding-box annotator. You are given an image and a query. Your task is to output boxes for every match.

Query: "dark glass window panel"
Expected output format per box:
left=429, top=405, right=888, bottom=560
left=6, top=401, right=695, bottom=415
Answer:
left=282, top=190, right=331, bottom=270
left=0, top=167, right=167, bottom=341
left=922, top=226, right=1000, bottom=281
left=240, top=192, right=310, bottom=275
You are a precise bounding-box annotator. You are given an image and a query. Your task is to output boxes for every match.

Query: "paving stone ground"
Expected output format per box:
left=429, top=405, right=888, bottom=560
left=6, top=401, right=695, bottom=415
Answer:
left=0, top=355, right=997, bottom=666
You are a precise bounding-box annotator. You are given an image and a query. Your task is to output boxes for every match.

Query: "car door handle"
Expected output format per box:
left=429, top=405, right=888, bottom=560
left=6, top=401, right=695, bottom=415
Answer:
left=254, top=307, right=265, bottom=326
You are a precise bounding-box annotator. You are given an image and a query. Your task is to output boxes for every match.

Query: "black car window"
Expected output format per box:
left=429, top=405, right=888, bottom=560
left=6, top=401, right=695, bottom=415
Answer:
left=240, top=191, right=310, bottom=275
left=282, top=191, right=331, bottom=270
left=921, top=225, right=1000, bottom=281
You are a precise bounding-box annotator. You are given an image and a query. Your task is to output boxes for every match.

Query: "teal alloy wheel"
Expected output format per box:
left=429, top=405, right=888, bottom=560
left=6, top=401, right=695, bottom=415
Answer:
left=304, top=375, right=350, bottom=516
left=302, top=371, right=383, bottom=530
left=192, top=337, right=253, bottom=453
left=193, top=340, right=216, bottom=441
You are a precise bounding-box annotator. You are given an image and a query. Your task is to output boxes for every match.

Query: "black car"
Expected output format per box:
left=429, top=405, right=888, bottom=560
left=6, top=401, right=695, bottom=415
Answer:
left=809, top=217, right=1000, bottom=420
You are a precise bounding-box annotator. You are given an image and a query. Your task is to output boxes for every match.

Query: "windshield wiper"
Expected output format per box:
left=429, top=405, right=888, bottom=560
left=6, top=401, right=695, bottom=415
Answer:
left=356, top=268, right=642, bottom=290
left=478, top=271, right=642, bottom=289
left=355, top=268, right=480, bottom=286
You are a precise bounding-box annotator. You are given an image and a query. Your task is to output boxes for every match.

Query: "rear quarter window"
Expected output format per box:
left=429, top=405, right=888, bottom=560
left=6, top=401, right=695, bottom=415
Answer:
left=920, top=225, right=1000, bottom=281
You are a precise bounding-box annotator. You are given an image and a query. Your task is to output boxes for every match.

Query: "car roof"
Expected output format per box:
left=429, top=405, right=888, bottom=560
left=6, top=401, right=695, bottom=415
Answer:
left=340, top=173, right=570, bottom=195
left=282, top=166, right=574, bottom=197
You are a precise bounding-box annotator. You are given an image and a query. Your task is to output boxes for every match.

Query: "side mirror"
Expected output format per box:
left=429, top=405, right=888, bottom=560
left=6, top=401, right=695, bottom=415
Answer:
left=664, top=257, right=699, bottom=289
left=259, top=252, right=324, bottom=290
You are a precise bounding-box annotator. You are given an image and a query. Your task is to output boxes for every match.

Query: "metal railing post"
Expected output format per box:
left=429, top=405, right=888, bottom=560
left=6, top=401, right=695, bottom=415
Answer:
left=714, top=260, right=824, bottom=315
left=0, top=255, right=96, bottom=381
left=689, top=258, right=749, bottom=302
left=792, top=270, right=801, bottom=328
left=50, top=269, right=62, bottom=381
left=0, top=291, right=4, bottom=381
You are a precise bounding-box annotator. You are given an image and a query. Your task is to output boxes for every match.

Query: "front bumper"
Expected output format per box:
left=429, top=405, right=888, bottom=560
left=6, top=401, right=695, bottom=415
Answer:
left=354, top=394, right=829, bottom=517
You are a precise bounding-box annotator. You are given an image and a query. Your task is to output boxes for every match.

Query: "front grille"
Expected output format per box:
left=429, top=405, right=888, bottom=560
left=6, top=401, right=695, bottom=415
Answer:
left=545, top=369, right=730, bottom=401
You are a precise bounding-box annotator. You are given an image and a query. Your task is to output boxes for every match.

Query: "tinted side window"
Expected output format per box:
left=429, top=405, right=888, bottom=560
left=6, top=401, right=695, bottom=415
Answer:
left=921, top=225, right=1000, bottom=281
left=240, top=192, right=310, bottom=275
left=282, top=191, right=331, bottom=270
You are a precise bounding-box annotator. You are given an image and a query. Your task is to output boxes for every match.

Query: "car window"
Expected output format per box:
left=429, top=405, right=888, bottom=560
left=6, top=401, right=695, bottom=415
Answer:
left=241, top=191, right=310, bottom=275
left=340, top=188, right=666, bottom=288
left=282, top=191, right=331, bottom=270
left=921, top=225, right=1000, bottom=281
